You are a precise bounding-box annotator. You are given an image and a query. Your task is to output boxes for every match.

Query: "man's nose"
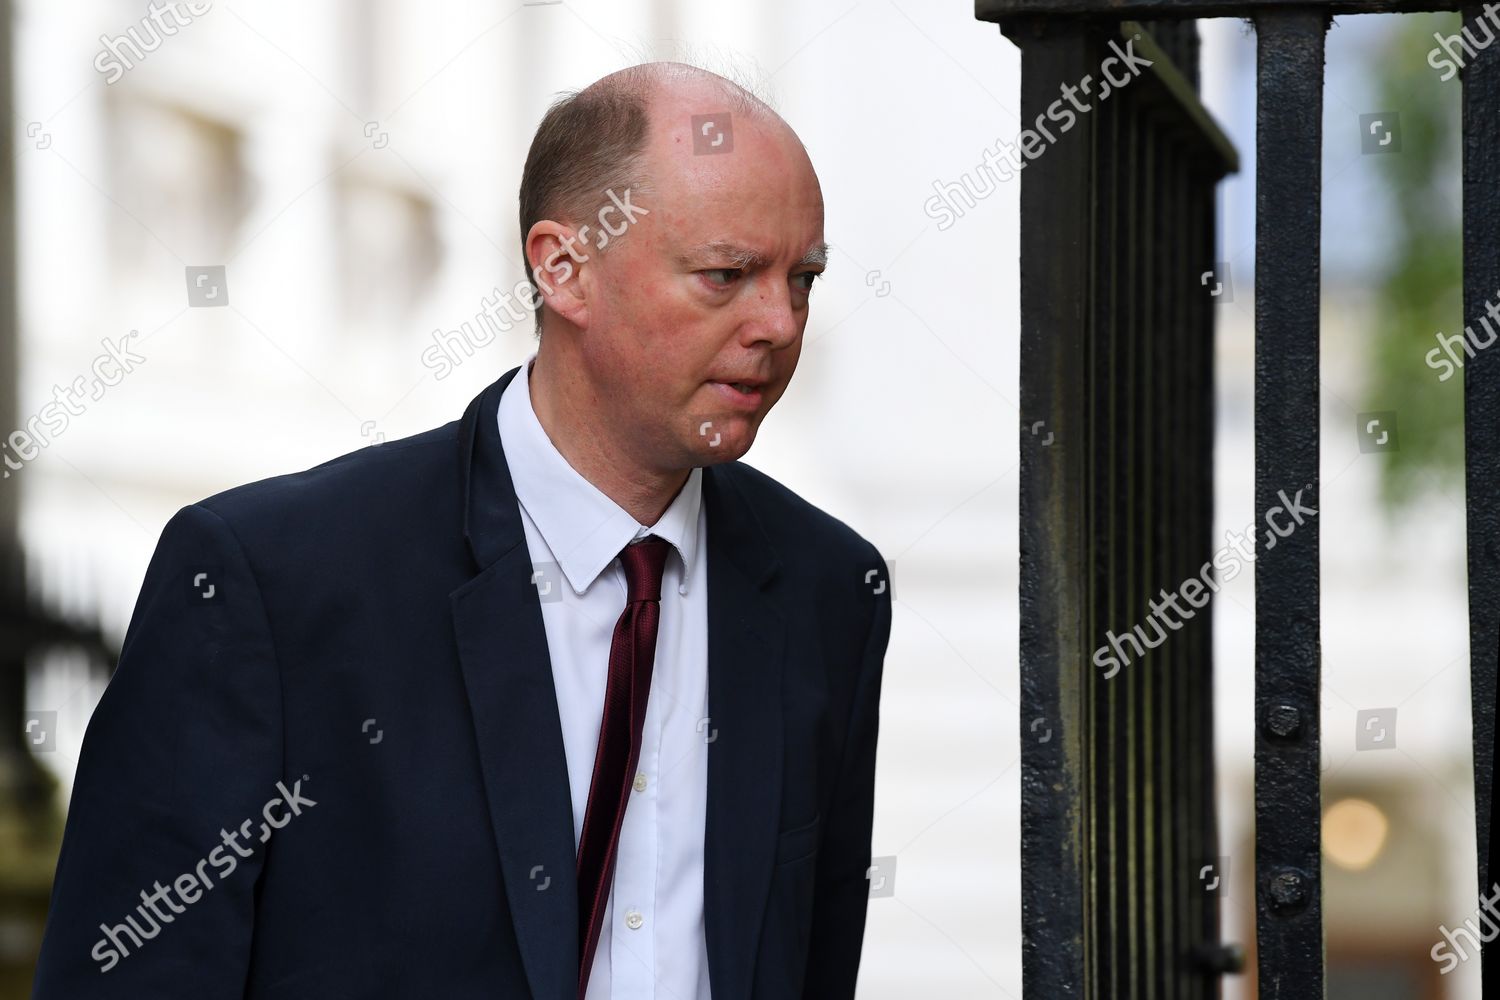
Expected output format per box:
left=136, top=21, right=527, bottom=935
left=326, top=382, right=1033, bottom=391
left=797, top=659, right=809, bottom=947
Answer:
left=739, top=280, right=800, bottom=348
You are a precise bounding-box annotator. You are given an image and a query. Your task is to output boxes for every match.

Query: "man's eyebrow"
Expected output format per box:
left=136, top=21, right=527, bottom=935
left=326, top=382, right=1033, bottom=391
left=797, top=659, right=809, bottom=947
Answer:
left=797, top=242, right=830, bottom=269
left=677, top=240, right=831, bottom=269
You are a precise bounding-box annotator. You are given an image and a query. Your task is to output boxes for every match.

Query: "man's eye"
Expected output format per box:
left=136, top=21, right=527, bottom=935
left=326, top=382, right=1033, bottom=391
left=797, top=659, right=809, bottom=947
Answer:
left=793, top=272, right=822, bottom=292
left=702, top=268, right=741, bottom=287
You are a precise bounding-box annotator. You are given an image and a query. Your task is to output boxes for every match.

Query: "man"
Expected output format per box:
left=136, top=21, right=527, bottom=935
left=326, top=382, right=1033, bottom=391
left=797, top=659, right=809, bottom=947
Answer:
left=33, top=62, right=890, bottom=999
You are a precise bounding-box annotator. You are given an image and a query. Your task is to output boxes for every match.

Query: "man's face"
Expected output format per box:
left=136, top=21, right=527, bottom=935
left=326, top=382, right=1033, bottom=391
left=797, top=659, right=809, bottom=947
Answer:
left=570, top=95, right=825, bottom=473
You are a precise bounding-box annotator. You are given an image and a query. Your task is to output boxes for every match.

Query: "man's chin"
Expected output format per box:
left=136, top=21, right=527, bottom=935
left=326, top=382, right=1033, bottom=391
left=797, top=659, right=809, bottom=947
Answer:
left=685, top=414, right=757, bottom=465
left=702, top=434, right=755, bottom=465
left=698, top=446, right=748, bottom=467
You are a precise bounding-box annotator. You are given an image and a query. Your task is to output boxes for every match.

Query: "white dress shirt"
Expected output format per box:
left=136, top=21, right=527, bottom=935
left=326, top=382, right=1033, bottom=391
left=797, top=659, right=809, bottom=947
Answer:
left=497, top=352, right=713, bottom=1000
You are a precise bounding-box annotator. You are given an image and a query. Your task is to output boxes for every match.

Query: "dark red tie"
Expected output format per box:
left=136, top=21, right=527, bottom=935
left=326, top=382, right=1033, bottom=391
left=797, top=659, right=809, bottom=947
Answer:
left=576, top=534, right=671, bottom=998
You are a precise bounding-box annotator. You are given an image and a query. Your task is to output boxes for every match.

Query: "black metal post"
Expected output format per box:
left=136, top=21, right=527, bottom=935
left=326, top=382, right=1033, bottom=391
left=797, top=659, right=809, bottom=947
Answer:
left=1251, top=10, right=1327, bottom=999
left=1461, top=5, right=1500, bottom=995
left=1011, top=21, right=1098, bottom=994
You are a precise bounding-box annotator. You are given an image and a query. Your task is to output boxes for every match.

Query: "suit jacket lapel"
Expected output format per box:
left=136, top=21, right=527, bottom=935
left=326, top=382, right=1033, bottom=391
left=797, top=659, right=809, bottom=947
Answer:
left=451, top=366, right=579, bottom=1000
left=701, top=462, right=786, bottom=1000
left=448, top=366, right=788, bottom=1000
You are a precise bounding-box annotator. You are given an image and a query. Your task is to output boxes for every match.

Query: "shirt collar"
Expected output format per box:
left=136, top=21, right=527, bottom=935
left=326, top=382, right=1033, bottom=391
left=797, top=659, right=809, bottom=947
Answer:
left=497, top=353, right=701, bottom=597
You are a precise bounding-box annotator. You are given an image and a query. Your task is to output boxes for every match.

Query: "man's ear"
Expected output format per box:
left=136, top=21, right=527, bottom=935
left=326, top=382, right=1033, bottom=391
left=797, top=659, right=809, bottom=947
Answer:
left=526, top=220, right=590, bottom=330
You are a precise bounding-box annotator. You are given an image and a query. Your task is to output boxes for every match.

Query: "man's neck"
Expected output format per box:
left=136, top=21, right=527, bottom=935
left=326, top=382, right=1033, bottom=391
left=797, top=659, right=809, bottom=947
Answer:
left=526, top=351, right=689, bottom=527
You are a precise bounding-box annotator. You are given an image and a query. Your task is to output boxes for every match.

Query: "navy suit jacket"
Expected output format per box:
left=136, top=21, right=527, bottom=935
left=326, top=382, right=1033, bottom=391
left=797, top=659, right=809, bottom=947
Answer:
left=33, top=364, right=892, bottom=999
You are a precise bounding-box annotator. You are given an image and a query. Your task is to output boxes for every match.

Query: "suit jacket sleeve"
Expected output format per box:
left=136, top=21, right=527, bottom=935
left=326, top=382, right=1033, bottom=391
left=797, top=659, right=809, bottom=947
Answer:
left=32, top=503, right=283, bottom=998
left=800, top=544, right=892, bottom=998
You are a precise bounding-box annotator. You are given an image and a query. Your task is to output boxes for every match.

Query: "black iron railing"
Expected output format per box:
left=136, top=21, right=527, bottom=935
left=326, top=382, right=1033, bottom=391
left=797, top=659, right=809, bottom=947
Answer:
left=984, top=2, right=1500, bottom=997
left=0, top=544, right=116, bottom=992
left=989, top=14, right=1236, bottom=997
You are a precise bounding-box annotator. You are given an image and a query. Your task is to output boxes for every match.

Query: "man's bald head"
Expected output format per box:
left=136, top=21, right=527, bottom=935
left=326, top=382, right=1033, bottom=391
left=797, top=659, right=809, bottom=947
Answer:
left=517, top=62, right=794, bottom=332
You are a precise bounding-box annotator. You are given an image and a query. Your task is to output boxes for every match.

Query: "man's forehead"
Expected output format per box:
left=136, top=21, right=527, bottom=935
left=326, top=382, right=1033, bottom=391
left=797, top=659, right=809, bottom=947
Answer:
left=641, top=113, right=822, bottom=211
left=643, top=81, right=803, bottom=162
left=631, top=78, right=824, bottom=266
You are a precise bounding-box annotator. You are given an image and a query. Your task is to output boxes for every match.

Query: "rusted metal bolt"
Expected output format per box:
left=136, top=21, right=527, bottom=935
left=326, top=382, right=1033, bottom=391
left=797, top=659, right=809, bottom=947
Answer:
left=1266, top=868, right=1311, bottom=913
left=1264, top=704, right=1302, bottom=739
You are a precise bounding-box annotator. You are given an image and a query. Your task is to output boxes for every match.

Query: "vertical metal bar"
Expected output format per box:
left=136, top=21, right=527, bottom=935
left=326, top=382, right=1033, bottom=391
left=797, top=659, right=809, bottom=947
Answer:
left=1105, top=54, right=1127, bottom=1000
left=1184, top=137, right=1210, bottom=1000
left=1192, top=152, right=1222, bottom=999
left=1146, top=113, right=1170, bottom=1000
left=1463, top=5, right=1500, bottom=994
left=1131, top=98, right=1154, bottom=1000
left=1184, top=155, right=1207, bottom=997
left=1160, top=121, right=1182, bottom=1000
left=1172, top=132, right=1195, bottom=1000
left=1089, top=64, right=1118, bottom=1000
left=1162, top=113, right=1201, bottom=1000
left=1008, top=19, right=1099, bottom=997
left=1251, top=11, right=1327, bottom=999
left=1121, top=92, right=1140, bottom=1000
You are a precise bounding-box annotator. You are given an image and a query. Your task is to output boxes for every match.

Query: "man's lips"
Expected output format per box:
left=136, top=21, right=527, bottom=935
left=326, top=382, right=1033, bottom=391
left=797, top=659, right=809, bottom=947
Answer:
left=707, top=379, right=764, bottom=409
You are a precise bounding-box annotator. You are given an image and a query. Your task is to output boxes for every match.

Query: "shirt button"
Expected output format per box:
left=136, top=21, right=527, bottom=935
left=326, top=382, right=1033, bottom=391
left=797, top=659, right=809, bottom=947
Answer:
left=624, top=909, right=644, bottom=930
left=633, top=772, right=648, bottom=792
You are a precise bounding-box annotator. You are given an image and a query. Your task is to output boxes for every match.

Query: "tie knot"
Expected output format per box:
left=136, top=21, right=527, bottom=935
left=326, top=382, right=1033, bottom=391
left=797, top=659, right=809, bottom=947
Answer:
left=619, top=535, right=671, bottom=603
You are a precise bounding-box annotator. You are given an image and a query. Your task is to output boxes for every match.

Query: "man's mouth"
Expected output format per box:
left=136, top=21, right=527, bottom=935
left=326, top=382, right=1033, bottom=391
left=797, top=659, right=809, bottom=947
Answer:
left=708, top=379, right=765, bottom=408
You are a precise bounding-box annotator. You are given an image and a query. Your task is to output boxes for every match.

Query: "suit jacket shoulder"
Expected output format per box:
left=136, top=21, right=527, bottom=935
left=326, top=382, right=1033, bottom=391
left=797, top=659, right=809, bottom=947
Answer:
left=192, top=422, right=464, bottom=549
left=711, top=459, right=887, bottom=614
